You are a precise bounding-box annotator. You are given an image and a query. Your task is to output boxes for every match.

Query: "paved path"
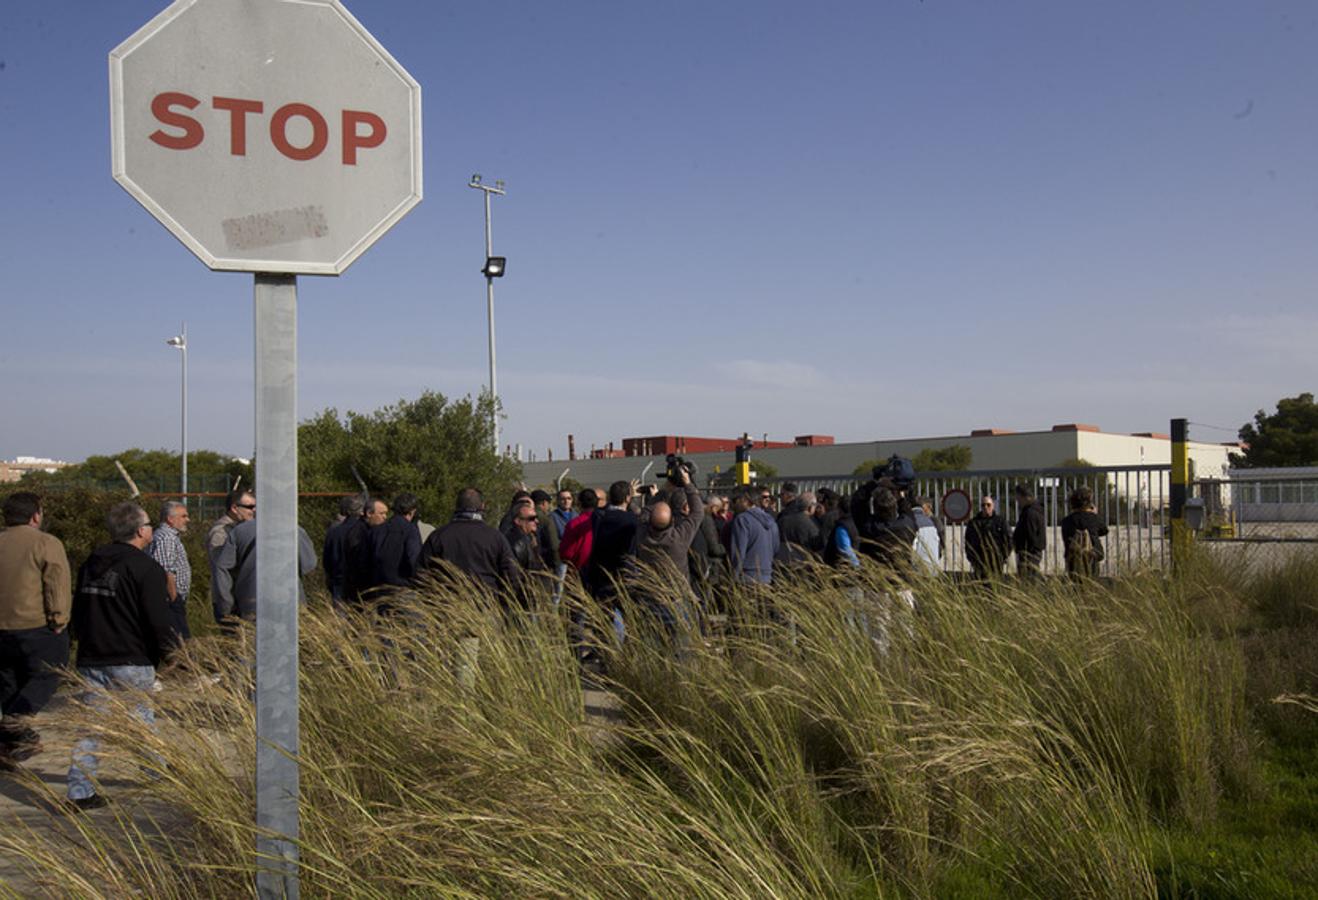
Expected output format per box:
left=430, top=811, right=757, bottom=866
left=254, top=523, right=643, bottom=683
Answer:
left=0, top=690, right=204, bottom=897
left=0, top=672, right=625, bottom=896
left=0, top=696, right=101, bottom=895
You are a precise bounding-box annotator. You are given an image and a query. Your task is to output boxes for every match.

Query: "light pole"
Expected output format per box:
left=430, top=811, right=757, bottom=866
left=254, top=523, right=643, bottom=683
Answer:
left=468, top=173, right=506, bottom=453
left=166, top=324, right=187, bottom=504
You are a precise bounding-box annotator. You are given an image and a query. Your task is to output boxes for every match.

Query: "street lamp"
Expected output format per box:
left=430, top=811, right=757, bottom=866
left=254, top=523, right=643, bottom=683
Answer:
left=468, top=173, right=506, bottom=453
left=165, top=324, right=187, bottom=504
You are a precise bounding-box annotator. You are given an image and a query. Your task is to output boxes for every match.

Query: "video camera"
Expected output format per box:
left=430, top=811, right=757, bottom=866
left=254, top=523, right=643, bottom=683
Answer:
left=872, top=454, right=915, bottom=491
left=664, top=453, right=697, bottom=484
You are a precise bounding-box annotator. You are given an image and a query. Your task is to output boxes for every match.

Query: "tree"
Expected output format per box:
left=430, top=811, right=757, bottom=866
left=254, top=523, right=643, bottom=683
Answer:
left=1233, top=393, right=1318, bottom=468
left=298, top=391, right=521, bottom=528
left=913, top=445, right=973, bottom=472
left=853, top=445, right=972, bottom=477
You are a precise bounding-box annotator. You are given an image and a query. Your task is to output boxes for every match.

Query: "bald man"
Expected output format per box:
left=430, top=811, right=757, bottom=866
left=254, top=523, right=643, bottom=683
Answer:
left=630, top=466, right=704, bottom=586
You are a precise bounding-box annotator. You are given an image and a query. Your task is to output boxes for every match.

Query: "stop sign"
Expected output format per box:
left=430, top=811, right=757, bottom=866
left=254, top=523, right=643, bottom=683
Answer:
left=110, top=0, right=422, bottom=275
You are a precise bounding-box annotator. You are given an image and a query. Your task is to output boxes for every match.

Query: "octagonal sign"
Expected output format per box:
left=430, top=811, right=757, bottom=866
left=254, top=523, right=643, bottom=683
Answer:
left=110, top=0, right=422, bottom=275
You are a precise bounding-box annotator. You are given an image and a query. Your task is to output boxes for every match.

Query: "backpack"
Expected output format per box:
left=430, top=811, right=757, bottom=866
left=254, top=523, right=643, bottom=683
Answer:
left=1065, top=521, right=1095, bottom=566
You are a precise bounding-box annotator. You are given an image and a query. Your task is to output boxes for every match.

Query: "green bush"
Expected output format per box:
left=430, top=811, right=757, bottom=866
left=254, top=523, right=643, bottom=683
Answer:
left=1242, top=551, right=1318, bottom=630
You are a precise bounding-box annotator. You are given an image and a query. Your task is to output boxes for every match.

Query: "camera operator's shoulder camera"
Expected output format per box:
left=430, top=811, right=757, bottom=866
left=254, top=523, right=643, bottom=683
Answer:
left=875, top=455, right=915, bottom=490
left=664, top=453, right=697, bottom=483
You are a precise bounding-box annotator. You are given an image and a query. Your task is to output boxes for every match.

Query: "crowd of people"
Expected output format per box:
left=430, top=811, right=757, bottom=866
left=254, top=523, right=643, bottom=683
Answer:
left=0, top=460, right=1110, bottom=808
left=316, top=457, right=1111, bottom=640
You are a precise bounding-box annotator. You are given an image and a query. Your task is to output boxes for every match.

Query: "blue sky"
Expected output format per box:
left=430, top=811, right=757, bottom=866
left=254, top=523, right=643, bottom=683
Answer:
left=2, top=1, right=1314, bottom=463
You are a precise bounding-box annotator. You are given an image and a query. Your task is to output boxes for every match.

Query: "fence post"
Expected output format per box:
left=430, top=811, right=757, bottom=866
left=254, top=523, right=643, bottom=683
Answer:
left=1170, top=418, right=1190, bottom=571
left=735, top=434, right=752, bottom=486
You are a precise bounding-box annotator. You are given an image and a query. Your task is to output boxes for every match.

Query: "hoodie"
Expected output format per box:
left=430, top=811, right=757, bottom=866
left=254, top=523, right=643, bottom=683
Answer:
left=730, top=506, right=779, bottom=585
left=71, top=542, right=174, bottom=668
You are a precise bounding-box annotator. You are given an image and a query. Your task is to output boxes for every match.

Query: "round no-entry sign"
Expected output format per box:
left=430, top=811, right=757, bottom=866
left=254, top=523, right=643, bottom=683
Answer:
left=110, top=0, right=422, bottom=275
left=941, top=488, right=972, bottom=524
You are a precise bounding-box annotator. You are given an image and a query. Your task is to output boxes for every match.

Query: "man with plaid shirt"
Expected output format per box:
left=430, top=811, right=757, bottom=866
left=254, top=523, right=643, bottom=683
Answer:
left=147, top=501, right=191, bottom=645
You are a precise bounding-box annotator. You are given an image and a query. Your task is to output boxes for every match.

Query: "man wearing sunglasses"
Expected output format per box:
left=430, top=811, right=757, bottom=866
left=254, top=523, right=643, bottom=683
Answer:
left=206, top=489, right=255, bottom=620
left=965, top=495, right=1011, bottom=581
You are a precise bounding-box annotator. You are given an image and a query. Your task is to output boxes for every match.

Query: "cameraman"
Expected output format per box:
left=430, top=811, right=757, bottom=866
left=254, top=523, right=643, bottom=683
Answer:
left=631, top=467, right=704, bottom=586
left=853, top=461, right=916, bottom=569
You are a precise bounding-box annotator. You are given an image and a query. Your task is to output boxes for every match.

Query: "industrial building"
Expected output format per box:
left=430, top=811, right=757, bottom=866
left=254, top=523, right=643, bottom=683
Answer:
left=518, top=423, right=1238, bottom=489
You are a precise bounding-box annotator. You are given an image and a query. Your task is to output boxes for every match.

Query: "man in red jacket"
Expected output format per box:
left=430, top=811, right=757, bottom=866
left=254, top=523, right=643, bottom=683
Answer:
left=559, top=487, right=601, bottom=576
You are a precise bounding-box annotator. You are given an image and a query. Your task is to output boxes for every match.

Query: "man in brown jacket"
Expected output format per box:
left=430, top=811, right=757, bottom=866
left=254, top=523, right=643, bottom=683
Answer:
left=0, top=492, right=71, bottom=760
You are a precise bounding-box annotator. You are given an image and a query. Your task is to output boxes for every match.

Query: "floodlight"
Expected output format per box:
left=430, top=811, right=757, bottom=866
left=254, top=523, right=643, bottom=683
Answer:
left=482, top=256, right=506, bottom=278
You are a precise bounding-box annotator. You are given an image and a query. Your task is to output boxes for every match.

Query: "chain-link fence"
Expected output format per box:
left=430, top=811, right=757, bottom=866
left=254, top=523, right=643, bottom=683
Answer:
left=1195, top=471, right=1318, bottom=575
left=18, top=473, right=242, bottom=522
left=26, top=475, right=353, bottom=538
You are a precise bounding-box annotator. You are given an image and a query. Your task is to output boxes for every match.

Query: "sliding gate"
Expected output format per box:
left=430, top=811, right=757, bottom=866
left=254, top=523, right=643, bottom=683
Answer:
left=748, top=465, right=1172, bottom=576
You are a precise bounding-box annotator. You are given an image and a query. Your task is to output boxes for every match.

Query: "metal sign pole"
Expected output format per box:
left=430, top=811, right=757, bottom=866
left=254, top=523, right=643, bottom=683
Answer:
left=483, top=188, right=499, bottom=453
left=181, top=321, right=188, bottom=504
left=254, top=273, right=300, bottom=899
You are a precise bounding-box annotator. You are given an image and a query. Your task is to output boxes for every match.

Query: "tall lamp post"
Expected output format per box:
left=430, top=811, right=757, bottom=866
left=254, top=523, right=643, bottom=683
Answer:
left=166, top=324, right=187, bottom=504
left=468, top=174, right=506, bottom=453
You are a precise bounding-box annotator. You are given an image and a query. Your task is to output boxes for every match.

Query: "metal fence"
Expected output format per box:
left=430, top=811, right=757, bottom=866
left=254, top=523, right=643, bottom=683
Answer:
left=26, top=475, right=351, bottom=527
left=1194, top=474, right=1318, bottom=575
left=712, top=465, right=1173, bottom=576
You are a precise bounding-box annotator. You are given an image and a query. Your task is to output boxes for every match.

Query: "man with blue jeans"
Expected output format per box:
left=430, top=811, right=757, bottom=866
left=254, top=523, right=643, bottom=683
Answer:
left=66, top=501, right=173, bottom=811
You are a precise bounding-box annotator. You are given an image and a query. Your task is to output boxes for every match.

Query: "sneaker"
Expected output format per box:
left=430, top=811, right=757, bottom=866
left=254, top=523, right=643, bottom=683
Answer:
left=64, top=794, right=109, bottom=813
left=0, top=724, right=40, bottom=747
left=3, top=740, right=43, bottom=763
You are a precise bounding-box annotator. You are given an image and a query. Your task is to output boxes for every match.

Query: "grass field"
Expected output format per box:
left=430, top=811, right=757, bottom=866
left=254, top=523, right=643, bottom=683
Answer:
left=2, top=551, right=1314, bottom=898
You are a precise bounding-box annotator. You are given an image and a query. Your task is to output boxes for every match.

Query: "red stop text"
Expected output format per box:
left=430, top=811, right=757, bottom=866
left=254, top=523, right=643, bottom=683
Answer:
left=148, top=92, right=387, bottom=165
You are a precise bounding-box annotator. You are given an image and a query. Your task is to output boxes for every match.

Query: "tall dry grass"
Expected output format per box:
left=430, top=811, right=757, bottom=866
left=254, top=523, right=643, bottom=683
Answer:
left=0, top=557, right=1262, bottom=898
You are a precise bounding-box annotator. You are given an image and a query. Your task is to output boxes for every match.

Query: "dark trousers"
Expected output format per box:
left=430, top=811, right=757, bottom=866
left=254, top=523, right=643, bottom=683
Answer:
left=0, top=625, right=71, bottom=721
left=167, top=597, right=191, bottom=643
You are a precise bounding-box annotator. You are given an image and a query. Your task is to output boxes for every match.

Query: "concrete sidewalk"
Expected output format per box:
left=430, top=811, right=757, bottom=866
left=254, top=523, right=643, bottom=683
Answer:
left=0, top=671, right=625, bottom=895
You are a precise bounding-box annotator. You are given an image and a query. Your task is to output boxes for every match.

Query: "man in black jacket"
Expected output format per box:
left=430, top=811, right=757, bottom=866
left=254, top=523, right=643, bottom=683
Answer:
left=370, top=493, right=422, bottom=591
left=530, top=490, right=560, bottom=570
left=503, top=499, right=548, bottom=576
left=859, top=486, right=917, bottom=571
left=589, top=481, right=639, bottom=604
left=323, top=495, right=365, bottom=604
left=776, top=483, right=820, bottom=563
left=344, top=497, right=388, bottom=605
left=419, top=488, right=521, bottom=601
left=965, top=495, right=1012, bottom=580
left=65, top=501, right=174, bottom=811
left=1012, top=485, right=1047, bottom=578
